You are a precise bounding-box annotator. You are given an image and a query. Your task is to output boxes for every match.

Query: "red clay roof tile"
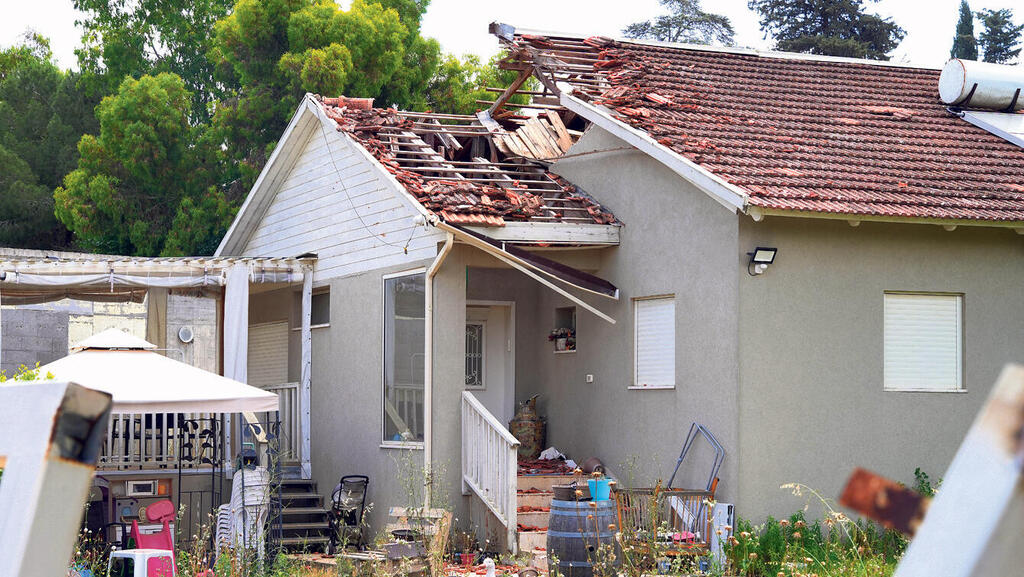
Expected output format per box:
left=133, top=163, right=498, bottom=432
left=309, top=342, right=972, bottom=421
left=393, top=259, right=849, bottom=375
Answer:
left=318, top=99, right=618, bottom=228
left=510, top=34, right=1024, bottom=223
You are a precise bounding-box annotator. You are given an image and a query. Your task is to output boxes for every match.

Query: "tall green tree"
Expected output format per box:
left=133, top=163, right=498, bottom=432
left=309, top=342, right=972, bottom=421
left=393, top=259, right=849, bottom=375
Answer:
left=748, top=0, right=905, bottom=60
left=623, top=0, right=735, bottom=45
left=0, top=145, right=59, bottom=248
left=0, top=33, right=99, bottom=248
left=977, top=8, right=1024, bottom=63
left=425, top=53, right=534, bottom=115
left=209, top=0, right=441, bottom=198
left=950, top=1, right=979, bottom=60
left=73, top=0, right=236, bottom=122
left=54, top=73, right=231, bottom=256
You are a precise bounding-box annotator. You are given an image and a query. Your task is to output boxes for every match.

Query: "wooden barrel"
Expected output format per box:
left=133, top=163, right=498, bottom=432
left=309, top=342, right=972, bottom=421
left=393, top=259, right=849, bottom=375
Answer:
left=546, top=499, right=618, bottom=577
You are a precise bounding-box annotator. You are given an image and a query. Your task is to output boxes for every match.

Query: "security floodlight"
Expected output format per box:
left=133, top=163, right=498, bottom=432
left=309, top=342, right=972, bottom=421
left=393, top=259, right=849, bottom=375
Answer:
left=747, top=247, right=778, bottom=275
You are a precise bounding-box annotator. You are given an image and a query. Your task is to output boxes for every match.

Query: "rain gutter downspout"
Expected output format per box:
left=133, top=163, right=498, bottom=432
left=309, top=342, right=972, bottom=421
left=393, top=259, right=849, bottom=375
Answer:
left=424, top=226, right=454, bottom=508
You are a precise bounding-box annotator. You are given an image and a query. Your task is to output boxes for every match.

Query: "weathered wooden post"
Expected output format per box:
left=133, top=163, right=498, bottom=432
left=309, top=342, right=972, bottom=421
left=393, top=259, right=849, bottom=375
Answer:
left=842, top=365, right=1024, bottom=577
left=0, top=381, right=112, bottom=577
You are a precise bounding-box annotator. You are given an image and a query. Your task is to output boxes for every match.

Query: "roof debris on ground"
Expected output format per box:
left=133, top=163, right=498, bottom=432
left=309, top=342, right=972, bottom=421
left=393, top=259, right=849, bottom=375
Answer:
left=492, top=28, right=1024, bottom=223
left=318, top=96, right=617, bottom=228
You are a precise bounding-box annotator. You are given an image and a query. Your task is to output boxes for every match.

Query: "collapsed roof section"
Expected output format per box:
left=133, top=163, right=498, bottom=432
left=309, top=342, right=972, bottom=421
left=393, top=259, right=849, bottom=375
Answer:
left=318, top=96, right=617, bottom=228
left=491, top=24, right=1024, bottom=225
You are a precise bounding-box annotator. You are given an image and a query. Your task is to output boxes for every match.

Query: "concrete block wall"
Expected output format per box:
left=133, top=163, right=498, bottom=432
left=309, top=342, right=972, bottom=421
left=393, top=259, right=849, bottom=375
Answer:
left=1, top=308, right=70, bottom=374
left=165, top=294, right=219, bottom=373
left=67, top=301, right=147, bottom=345
left=1, top=295, right=216, bottom=374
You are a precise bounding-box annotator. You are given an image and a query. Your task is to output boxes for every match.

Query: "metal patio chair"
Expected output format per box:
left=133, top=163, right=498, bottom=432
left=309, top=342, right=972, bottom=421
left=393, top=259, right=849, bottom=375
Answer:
left=327, top=475, right=369, bottom=553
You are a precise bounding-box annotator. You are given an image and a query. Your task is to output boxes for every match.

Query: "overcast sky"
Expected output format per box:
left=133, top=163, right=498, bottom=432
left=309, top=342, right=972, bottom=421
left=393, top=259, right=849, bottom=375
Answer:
left=3, top=0, right=1022, bottom=72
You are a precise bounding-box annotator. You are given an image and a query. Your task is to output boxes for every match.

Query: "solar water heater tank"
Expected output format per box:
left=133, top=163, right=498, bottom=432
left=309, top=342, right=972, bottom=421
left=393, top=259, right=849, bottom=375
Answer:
left=939, top=58, right=1024, bottom=111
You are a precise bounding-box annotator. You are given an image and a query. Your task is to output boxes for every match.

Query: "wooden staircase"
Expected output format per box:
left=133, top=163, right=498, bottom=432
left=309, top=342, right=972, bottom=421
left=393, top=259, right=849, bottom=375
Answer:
left=278, top=479, right=332, bottom=551
left=515, top=474, right=573, bottom=555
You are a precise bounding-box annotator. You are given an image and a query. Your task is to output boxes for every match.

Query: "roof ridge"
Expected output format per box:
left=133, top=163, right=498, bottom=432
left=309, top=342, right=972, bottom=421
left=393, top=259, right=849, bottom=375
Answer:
left=501, top=22, right=941, bottom=72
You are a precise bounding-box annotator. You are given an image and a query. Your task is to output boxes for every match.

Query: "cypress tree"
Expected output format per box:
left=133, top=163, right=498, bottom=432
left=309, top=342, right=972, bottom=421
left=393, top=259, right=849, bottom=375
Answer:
left=977, top=8, right=1024, bottom=64
left=950, top=1, right=979, bottom=60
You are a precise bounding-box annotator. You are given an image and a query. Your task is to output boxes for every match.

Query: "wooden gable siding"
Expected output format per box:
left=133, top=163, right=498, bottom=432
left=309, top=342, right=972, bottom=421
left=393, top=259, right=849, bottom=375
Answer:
left=241, top=124, right=441, bottom=281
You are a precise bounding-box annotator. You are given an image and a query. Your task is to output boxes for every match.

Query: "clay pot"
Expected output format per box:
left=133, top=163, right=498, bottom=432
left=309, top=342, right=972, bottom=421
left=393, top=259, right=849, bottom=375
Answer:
left=509, top=396, right=545, bottom=459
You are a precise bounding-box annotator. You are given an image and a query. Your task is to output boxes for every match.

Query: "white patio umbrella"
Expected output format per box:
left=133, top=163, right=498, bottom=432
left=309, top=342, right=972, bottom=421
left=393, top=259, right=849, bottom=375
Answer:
left=39, top=328, right=278, bottom=413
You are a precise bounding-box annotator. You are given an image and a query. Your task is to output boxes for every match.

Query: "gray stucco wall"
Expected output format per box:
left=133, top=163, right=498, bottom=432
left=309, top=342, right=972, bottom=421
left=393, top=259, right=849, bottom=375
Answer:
left=543, top=126, right=742, bottom=503
left=298, top=259, right=442, bottom=534
left=466, top=266, right=543, bottom=410
left=737, top=216, right=1024, bottom=519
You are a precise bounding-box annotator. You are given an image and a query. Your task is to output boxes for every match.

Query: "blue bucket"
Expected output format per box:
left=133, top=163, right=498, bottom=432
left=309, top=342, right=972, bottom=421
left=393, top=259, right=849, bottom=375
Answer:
left=587, top=478, right=611, bottom=501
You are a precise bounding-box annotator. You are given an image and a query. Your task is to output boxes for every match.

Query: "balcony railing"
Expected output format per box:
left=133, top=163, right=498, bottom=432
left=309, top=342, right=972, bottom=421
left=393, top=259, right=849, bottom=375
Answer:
left=99, top=413, right=225, bottom=471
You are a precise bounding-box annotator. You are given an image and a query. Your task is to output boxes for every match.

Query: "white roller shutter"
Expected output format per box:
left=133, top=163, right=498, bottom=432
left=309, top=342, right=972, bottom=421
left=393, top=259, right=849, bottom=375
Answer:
left=247, top=321, right=289, bottom=387
left=634, top=296, right=676, bottom=389
left=884, top=293, right=963, bottom=392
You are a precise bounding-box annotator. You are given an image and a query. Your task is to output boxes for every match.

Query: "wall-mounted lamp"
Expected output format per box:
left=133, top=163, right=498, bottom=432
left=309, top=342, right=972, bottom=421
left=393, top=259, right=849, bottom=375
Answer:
left=747, top=247, right=778, bottom=276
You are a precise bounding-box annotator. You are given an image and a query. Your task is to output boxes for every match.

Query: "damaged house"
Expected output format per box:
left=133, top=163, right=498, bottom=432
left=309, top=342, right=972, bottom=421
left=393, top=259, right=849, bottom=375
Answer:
left=212, top=23, right=1024, bottom=551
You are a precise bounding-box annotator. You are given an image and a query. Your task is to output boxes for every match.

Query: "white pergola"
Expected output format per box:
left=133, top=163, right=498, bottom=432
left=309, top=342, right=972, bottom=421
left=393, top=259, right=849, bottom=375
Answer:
left=0, top=249, right=317, bottom=478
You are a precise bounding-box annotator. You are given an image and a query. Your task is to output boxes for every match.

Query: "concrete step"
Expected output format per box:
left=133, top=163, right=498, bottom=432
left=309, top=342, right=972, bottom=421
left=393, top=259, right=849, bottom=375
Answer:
left=282, top=492, right=324, bottom=508
left=281, top=479, right=318, bottom=490
left=279, top=535, right=330, bottom=549
left=517, top=530, right=546, bottom=553
left=282, top=521, right=331, bottom=531
left=282, top=492, right=322, bottom=499
left=517, top=474, right=574, bottom=492
left=281, top=506, right=329, bottom=516
left=516, top=490, right=554, bottom=509
left=516, top=511, right=550, bottom=528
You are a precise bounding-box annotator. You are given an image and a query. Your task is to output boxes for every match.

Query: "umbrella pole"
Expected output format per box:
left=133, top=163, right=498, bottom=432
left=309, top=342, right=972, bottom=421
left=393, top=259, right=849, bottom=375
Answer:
left=177, top=420, right=183, bottom=548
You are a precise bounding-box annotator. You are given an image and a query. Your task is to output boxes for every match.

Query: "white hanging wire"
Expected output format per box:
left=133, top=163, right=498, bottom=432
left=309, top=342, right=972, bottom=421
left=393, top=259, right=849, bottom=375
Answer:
left=317, top=120, right=419, bottom=253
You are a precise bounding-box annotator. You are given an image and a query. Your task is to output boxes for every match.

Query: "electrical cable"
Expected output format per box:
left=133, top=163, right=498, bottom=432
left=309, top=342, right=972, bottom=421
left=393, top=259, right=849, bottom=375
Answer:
left=317, top=121, right=418, bottom=253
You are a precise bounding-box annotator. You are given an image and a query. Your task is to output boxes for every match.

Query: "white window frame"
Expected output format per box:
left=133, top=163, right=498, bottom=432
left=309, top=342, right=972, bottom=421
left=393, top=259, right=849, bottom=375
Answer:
left=630, top=294, right=676, bottom=390
left=381, top=268, right=427, bottom=449
left=465, top=320, right=486, bottom=390
left=291, top=288, right=331, bottom=331
left=883, top=291, right=964, bottom=393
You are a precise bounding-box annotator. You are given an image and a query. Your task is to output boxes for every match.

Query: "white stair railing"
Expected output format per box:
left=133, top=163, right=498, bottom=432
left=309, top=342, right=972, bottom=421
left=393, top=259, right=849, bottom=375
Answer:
left=264, top=382, right=301, bottom=463
left=461, top=391, right=520, bottom=553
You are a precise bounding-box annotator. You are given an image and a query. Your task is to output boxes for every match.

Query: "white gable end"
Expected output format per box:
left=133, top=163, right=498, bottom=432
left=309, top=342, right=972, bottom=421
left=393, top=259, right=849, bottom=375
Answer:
left=231, top=102, right=441, bottom=281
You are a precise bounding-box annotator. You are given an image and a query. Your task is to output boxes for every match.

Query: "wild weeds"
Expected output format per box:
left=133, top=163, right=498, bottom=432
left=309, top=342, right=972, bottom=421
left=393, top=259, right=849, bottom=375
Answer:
left=722, top=483, right=905, bottom=577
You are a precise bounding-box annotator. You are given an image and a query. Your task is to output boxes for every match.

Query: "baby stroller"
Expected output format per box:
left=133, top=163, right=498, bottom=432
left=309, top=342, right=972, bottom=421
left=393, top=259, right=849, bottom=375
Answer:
left=327, top=475, right=369, bottom=554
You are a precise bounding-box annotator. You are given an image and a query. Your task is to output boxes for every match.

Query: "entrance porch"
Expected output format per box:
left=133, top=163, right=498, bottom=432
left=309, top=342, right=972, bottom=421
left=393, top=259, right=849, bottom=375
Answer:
left=429, top=241, right=620, bottom=553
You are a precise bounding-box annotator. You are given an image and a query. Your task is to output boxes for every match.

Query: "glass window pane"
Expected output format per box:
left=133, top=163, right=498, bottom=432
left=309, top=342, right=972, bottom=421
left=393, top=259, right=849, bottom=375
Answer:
left=311, top=292, right=330, bottom=325
left=465, top=322, right=484, bottom=388
left=383, top=273, right=425, bottom=442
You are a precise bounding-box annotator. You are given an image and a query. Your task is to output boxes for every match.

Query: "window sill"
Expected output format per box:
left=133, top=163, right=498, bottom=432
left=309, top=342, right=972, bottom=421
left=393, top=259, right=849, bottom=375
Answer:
left=291, top=324, right=329, bottom=331
left=883, top=387, right=967, bottom=393
left=628, top=384, right=675, bottom=390
left=380, top=441, right=424, bottom=450
left=553, top=349, right=576, bottom=355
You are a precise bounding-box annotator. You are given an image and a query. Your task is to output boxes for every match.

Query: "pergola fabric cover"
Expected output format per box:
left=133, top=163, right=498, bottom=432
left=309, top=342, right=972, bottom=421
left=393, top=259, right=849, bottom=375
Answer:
left=0, top=253, right=308, bottom=305
left=39, top=328, right=278, bottom=414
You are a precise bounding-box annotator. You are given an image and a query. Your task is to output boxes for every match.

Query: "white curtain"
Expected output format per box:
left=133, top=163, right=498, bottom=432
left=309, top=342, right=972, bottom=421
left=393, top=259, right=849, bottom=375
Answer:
left=223, top=264, right=250, bottom=385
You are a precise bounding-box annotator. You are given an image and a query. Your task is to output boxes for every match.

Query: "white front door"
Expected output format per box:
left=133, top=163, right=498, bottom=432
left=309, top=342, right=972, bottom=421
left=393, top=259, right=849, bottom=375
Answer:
left=465, top=304, right=515, bottom=424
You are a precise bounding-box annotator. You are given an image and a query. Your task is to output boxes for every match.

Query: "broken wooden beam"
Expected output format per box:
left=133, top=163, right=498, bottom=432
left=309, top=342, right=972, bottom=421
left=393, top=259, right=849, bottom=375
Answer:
left=488, top=68, right=533, bottom=116
left=839, top=468, right=928, bottom=536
